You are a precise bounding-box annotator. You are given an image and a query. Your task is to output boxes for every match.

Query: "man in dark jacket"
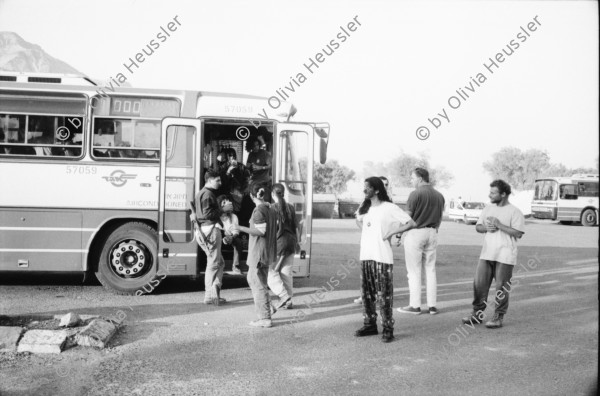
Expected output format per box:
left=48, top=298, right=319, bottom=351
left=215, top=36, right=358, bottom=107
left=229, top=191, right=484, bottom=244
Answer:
left=194, top=170, right=225, bottom=305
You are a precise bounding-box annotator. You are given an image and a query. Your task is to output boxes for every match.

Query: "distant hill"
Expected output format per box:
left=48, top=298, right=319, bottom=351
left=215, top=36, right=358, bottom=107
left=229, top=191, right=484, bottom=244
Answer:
left=0, top=32, right=81, bottom=74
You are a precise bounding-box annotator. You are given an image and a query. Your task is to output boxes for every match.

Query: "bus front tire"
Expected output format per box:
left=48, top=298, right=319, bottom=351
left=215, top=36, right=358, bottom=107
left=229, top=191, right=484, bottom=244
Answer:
left=95, top=222, right=158, bottom=295
left=581, top=209, right=597, bottom=227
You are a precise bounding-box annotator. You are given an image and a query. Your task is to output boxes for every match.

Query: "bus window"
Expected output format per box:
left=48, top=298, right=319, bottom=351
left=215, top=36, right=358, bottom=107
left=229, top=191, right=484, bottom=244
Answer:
left=0, top=113, right=83, bottom=157
left=559, top=184, right=577, bottom=200
left=0, top=114, right=26, bottom=154
left=535, top=180, right=558, bottom=201
left=91, top=96, right=180, bottom=161
left=92, top=119, right=160, bottom=159
left=166, top=125, right=193, bottom=167
left=281, top=131, right=308, bottom=196
left=578, top=182, right=599, bottom=198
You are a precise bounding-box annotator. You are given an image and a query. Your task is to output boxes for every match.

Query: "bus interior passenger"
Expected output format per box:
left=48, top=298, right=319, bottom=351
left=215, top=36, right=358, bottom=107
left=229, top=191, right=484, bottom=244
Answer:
left=203, top=123, right=273, bottom=227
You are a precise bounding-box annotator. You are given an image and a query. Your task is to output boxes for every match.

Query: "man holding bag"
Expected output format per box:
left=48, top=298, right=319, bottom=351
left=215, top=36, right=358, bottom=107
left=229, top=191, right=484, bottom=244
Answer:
left=193, top=170, right=226, bottom=306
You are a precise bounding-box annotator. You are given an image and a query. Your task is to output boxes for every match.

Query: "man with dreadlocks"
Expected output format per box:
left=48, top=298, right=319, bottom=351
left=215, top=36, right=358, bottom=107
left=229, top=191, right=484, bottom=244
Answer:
left=354, top=176, right=414, bottom=343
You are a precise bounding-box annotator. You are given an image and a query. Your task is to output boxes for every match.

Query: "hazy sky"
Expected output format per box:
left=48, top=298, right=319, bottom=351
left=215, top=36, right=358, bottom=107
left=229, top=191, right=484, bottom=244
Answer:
left=1, top=0, right=598, bottom=200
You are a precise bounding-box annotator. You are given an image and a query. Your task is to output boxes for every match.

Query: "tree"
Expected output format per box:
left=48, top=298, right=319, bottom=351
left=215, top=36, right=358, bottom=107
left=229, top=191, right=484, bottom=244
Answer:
left=483, top=147, right=550, bottom=190
left=312, top=159, right=356, bottom=195
left=363, top=151, right=454, bottom=188
left=540, top=163, right=570, bottom=177
left=484, top=147, right=598, bottom=190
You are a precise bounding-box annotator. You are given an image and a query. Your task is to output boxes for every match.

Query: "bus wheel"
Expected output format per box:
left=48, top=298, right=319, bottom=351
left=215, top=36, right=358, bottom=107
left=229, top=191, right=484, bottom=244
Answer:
left=581, top=209, right=597, bottom=227
left=96, top=222, right=157, bottom=295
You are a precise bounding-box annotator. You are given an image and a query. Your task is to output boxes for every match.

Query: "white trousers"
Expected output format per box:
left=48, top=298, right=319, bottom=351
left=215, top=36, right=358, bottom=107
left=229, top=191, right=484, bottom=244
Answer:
left=404, top=228, right=438, bottom=308
left=267, top=253, right=294, bottom=299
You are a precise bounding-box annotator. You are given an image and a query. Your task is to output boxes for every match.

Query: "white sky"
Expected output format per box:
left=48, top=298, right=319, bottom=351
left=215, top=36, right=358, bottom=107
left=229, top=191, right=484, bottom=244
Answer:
left=1, top=0, right=598, bottom=200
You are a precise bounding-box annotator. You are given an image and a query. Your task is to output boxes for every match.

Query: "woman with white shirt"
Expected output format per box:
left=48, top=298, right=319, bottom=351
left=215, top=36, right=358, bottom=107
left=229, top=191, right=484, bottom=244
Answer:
left=354, top=177, right=414, bottom=343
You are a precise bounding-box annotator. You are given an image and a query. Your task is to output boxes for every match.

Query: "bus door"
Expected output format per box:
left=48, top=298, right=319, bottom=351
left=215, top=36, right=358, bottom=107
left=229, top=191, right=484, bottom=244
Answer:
left=158, top=117, right=202, bottom=276
left=275, top=123, right=315, bottom=277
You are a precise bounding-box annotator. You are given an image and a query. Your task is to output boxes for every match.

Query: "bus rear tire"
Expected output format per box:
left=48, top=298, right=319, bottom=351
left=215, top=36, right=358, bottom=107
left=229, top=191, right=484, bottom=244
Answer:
left=95, top=222, right=158, bottom=295
left=581, top=209, right=597, bottom=227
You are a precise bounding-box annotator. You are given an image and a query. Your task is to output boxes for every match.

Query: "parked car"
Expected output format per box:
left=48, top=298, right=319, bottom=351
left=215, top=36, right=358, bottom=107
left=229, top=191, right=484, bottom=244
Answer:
left=448, top=200, right=485, bottom=224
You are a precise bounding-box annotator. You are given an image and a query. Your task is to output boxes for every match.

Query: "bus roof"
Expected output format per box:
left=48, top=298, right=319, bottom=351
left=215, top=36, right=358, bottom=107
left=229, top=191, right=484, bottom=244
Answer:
left=0, top=74, right=297, bottom=122
left=535, top=174, right=599, bottom=184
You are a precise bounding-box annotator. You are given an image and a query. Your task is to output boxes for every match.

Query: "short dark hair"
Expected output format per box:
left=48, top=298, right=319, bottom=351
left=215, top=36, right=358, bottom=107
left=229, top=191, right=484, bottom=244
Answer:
left=490, top=179, right=512, bottom=196
left=226, top=148, right=237, bottom=159
left=204, top=170, right=220, bottom=183
left=413, top=167, right=429, bottom=183
left=216, top=194, right=229, bottom=207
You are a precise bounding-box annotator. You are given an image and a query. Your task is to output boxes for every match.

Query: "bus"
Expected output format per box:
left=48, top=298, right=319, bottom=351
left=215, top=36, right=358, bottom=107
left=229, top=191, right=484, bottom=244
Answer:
left=0, top=72, right=330, bottom=294
left=531, top=174, right=598, bottom=226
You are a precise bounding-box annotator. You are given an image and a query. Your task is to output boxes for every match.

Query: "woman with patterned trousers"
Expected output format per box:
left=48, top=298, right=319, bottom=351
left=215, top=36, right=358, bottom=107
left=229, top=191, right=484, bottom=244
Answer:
left=354, top=177, right=414, bottom=343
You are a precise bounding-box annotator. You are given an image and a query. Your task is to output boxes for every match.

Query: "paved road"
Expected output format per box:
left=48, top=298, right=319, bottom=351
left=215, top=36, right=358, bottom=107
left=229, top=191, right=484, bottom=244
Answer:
left=0, top=220, right=598, bottom=395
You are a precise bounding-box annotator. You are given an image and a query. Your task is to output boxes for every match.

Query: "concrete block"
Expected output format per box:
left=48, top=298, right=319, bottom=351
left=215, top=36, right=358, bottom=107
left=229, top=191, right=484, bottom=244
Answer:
left=76, top=319, right=117, bottom=349
left=0, top=326, right=24, bottom=353
left=17, top=329, right=68, bottom=354
left=59, top=313, right=81, bottom=328
left=53, top=314, right=99, bottom=321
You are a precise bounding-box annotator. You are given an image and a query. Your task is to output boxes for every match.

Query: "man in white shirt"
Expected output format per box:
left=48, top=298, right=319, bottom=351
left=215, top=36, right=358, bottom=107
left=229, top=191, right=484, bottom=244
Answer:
left=462, top=179, right=525, bottom=329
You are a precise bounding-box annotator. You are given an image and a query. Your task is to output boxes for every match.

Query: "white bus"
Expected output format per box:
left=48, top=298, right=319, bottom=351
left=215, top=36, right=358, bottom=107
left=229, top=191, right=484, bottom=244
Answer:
left=0, top=73, right=330, bottom=294
left=531, top=174, right=598, bottom=226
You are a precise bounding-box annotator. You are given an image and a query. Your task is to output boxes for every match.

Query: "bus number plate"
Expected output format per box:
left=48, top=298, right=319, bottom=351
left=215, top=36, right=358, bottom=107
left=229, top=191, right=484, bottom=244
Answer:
left=66, top=165, right=97, bottom=175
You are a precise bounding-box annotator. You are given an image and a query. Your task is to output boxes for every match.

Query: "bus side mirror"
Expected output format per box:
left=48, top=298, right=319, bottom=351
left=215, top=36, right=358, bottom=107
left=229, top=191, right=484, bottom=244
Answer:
left=319, top=138, right=327, bottom=164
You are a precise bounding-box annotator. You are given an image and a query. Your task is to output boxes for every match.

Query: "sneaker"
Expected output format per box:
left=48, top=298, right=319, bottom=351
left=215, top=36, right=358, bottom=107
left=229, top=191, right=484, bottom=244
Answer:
left=204, top=298, right=227, bottom=305
left=353, top=297, right=363, bottom=304
left=211, top=284, right=221, bottom=306
left=428, top=307, right=439, bottom=315
left=231, top=267, right=243, bottom=275
left=354, top=324, right=378, bottom=337
left=485, top=313, right=503, bottom=329
left=275, top=296, right=292, bottom=311
left=284, top=301, right=293, bottom=310
left=397, top=306, right=421, bottom=315
left=249, top=319, right=272, bottom=328
left=381, top=330, right=395, bottom=343
left=461, top=312, right=483, bottom=325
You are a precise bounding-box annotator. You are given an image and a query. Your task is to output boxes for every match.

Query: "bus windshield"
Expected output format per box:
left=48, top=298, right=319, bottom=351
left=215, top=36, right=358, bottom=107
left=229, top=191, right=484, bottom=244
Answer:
left=534, top=180, right=558, bottom=201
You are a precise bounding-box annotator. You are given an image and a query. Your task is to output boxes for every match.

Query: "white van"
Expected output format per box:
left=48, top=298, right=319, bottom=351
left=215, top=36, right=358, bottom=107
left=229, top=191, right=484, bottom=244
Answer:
left=448, top=199, right=485, bottom=224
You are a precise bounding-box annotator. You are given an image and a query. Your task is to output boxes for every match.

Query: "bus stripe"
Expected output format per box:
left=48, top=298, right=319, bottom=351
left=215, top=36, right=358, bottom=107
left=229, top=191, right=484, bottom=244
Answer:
left=0, top=249, right=87, bottom=253
left=0, top=227, right=96, bottom=232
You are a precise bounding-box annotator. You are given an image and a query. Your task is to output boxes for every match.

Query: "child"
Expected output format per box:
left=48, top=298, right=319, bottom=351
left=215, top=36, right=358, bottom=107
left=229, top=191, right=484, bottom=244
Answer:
left=217, top=195, right=243, bottom=275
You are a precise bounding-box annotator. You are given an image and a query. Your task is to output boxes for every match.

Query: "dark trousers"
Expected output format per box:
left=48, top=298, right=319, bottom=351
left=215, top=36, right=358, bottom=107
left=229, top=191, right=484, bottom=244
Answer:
left=472, top=260, right=514, bottom=316
left=361, top=261, right=394, bottom=331
left=229, top=236, right=244, bottom=268
left=247, top=262, right=271, bottom=320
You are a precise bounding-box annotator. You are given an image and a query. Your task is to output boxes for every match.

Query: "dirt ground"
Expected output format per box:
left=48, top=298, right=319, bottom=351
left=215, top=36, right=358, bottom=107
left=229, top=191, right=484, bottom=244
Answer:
left=0, top=219, right=598, bottom=396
